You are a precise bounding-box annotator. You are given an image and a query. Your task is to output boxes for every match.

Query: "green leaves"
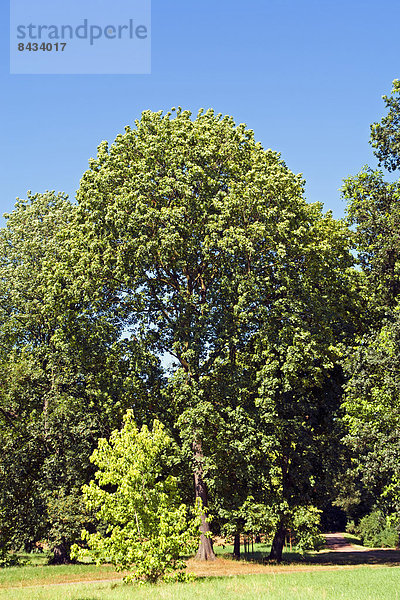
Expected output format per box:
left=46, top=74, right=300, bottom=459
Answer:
left=340, top=81, right=400, bottom=525
left=343, top=167, right=400, bottom=310
left=72, top=107, right=359, bottom=558
left=75, top=109, right=309, bottom=375
left=342, top=311, right=400, bottom=512
left=72, top=412, right=200, bottom=583
left=371, top=80, right=400, bottom=172
left=0, top=192, right=163, bottom=559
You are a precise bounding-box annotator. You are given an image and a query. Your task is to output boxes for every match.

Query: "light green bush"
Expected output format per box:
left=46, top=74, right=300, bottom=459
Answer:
left=71, top=411, right=200, bottom=583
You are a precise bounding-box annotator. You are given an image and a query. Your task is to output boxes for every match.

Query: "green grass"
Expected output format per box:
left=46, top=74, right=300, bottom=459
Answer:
left=214, top=541, right=304, bottom=562
left=3, top=540, right=400, bottom=600
left=342, top=533, right=364, bottom=547
left=0, top=563, right=120, bottom=588
left=1, top=567, right=400, bottom=600
left=0, top=544, right=297, bottom=589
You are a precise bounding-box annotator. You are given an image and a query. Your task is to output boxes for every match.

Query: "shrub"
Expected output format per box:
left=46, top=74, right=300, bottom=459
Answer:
left=71, top=411, right=200, bottom=583
left=345, top=519, right=356, bottom=534
left=357, top=510, right=399, bottom=548
left=290, top=505, right=324, bottom=552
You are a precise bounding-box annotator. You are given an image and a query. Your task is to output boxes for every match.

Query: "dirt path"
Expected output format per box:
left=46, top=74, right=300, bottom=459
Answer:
left=311, top=532, right=400, bottom=566
left=323, top=532, right=368, bottom=552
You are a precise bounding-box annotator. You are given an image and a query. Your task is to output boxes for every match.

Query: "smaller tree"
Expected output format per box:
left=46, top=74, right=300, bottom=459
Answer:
left=71, top=411, right=200, bottom=583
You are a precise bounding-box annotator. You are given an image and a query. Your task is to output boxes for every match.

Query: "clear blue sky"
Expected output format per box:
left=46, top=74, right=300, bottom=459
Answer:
left=1, top=0, right=399, bottom=223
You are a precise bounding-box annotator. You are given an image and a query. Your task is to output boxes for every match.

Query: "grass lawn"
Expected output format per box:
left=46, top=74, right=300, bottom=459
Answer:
left=1, top=567, right=400, bottom=600
left=0, top=543, right=301, bottom=588
left=0, top=562, right=124, bottom=588
left=2, top=541, right=400, bottom=599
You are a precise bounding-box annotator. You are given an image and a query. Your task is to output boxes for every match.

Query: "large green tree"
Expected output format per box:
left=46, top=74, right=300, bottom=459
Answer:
left=343, top=79, right=400, bottom=311
left=74, top=108, right=358, bottom=560
left=0, top=192, right=162, bottom=561
left=342, top=79, right=400, bottom=525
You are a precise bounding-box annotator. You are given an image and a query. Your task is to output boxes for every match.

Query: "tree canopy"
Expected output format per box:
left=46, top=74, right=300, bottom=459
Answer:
left=371, top=80, right=400, bottom=172
left=0, top=192, right=162, bottom=561
left=341, top=79, right=400, bottom=531
left=4, top=94, right=399, bottom=567
left=72, top=107, right=359, bottom=561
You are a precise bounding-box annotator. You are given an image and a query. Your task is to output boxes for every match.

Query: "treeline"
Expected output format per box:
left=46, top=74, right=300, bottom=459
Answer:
left=0, top=82, right=399, bottom=565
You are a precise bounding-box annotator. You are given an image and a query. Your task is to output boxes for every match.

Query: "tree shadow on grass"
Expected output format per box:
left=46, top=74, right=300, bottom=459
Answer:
left=213, top=543, right=305, bottom=564
left=307, top=548, right=400, bottom=567
left=213, top=544, right=400, bottom=568
left=189, top=541, right=400, bottom=569
left=230, top=550, right=305, bottom=564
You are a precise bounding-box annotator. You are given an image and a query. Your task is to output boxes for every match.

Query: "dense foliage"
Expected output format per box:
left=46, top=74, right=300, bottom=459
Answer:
left=0, top=192, right=162, bottom=562
left=71, top=412, right=200, bottom=583
left=1, top=83, right=400, bottom=573
left=371, top=80, right=400, bottom=172
left=72, top=107, right=359, bottom=561
left=341, top=79, right=400, bottom=533
left=356, top=510, right=399, bottom=548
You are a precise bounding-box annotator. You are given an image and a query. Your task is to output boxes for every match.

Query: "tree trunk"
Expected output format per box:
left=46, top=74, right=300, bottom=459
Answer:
left=193, top=439, right=216, bottom=561
left=269, top=522, right=286, bottom=563
left=24, top=540, right=35, bottom=553
left=50, top=541, right=71, bottom=564
left=233, top=533, right=241, bottom=560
